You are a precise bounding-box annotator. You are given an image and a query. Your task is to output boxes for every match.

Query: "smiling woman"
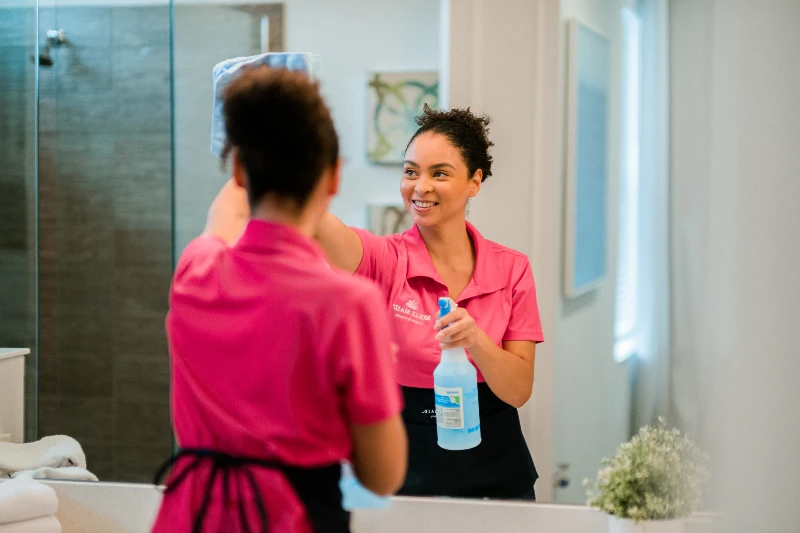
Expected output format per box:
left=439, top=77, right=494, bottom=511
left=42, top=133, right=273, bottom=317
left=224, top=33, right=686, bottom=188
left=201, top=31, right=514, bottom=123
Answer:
left=201, top=103, right=544, bottom=500
left=311, top=105, right=546, bottom=500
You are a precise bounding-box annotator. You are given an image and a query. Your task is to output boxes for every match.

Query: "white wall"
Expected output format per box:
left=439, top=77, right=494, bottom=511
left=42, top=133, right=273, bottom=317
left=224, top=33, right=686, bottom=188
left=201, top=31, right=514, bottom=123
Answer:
left=551, top=0, right=633, bottom=504
left=283, top=0, right=440, bottom=228
left=173, top=0, right=440, bottom=253
left=442, top=0, right=562, bottom=503
left=442, top=0, right=635, bottom=504
left=670, top=0, right=800, bottom=529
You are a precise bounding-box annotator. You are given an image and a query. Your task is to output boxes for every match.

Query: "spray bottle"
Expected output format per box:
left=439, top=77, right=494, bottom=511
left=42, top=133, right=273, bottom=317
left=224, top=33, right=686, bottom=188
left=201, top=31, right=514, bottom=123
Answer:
left=433, top=297, right=481, bottom=450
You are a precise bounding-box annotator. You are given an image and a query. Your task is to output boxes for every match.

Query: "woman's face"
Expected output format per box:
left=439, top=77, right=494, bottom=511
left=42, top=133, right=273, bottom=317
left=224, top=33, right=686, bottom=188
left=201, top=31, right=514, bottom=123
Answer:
left=401, top=132, right=481, bottom=228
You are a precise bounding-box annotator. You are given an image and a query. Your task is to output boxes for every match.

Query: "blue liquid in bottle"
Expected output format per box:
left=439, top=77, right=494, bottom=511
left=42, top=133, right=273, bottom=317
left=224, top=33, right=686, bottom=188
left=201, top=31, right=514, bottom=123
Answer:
left=433, top=297, right=481, bottom=450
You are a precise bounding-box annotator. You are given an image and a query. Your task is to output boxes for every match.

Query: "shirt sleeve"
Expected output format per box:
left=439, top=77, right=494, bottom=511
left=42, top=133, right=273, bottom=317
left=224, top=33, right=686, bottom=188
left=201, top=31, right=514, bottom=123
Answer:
left=351, top=228, right=399, bottom=298
left=171, top=235, right=228, bottom=296
left=331, top=282, right=403, bottom=425
left=503, top=259, right=545, bottom=343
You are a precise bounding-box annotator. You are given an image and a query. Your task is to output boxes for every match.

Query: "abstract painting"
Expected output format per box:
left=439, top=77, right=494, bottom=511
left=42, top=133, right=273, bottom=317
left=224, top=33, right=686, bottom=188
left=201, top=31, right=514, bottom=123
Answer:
left=367, top=204, right=414, bottom=236
left=366, top=71, right=439, bottom=164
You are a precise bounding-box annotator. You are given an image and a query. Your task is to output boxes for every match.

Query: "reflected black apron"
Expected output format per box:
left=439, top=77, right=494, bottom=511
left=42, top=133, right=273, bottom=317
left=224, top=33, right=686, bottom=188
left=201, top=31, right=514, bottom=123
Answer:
left=398, top=383, right=538, bottom=500
left=154, top=449, right=349, bottom=533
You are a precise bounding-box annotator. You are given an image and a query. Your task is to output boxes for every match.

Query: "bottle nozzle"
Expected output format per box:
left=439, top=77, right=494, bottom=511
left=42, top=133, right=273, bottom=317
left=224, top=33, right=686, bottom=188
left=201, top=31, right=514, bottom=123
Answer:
left=438, top=297, right=456, bottom=317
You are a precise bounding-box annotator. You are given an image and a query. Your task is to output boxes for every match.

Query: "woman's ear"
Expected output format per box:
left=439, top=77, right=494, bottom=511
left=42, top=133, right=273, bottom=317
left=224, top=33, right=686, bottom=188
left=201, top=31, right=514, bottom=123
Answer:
left=469, top=169, right=483, bottom=198
left=326, top=158, right=343, bottom=197
left=231, top=147, right=247, bottom=189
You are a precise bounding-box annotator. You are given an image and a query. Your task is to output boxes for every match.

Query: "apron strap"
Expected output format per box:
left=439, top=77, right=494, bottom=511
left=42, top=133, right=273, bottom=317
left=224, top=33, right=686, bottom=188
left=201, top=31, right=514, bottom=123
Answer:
left=153, top=448, right=349, bottom=533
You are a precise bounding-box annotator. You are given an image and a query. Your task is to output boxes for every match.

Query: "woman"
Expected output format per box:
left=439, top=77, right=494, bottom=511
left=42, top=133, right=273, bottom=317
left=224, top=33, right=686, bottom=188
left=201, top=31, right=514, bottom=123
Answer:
left=151, top=67, right=407, bottom=533
left=316, top=105, right=544, bottom=500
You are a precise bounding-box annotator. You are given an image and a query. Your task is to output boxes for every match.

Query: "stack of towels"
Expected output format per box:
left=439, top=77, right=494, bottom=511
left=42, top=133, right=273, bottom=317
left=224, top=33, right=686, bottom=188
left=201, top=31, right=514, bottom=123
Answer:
left=0, top=436, right=97, bottom=482
left=0, top=477, right=61, bottom=532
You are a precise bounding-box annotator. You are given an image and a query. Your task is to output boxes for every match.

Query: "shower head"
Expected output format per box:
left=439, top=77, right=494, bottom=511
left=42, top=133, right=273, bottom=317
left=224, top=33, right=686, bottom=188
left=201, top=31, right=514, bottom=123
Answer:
left=32, top=29, right=66, bottom=67
left=38, top=53, right=54, bottom=67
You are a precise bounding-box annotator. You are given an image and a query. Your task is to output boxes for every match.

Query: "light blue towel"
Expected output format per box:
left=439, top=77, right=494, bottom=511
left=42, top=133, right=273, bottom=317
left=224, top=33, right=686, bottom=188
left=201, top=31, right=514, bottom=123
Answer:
left=210, top=52, right=322, bottom=157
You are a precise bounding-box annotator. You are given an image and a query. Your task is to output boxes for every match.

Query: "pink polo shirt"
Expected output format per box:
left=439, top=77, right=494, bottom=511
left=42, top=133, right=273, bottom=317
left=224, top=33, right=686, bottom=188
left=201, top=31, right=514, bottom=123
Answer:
left=151, top=220, right=402, bottom=533
left=354, top=222, right=544, bottom=389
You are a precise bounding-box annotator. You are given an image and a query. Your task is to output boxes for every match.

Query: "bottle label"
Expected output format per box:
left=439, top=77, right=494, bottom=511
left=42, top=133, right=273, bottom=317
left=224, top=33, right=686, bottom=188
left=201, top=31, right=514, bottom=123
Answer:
left=434, top=386, right=464, bottom=429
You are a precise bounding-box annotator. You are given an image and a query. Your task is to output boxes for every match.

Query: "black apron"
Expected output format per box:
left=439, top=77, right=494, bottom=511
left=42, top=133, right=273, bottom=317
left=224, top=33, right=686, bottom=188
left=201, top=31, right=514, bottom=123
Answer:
left=398, top=383, right=538, bottom=500
left=154, top=449, right=349, bottom=533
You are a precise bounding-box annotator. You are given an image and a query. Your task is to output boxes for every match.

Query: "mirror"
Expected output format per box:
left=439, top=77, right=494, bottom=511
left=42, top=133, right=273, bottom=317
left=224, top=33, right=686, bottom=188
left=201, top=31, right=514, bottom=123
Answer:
left=2, top=0, right=797, bottom=523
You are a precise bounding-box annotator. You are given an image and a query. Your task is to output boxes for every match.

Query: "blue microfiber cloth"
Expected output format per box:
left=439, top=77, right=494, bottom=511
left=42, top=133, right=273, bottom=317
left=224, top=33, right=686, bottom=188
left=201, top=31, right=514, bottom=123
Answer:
left=210, top=52, right=322, bottom=157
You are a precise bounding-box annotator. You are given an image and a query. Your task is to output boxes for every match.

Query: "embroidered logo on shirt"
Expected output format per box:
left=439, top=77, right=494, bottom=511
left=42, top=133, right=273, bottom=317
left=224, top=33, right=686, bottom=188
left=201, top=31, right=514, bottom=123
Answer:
left=393, top=301, right=431, bottom=325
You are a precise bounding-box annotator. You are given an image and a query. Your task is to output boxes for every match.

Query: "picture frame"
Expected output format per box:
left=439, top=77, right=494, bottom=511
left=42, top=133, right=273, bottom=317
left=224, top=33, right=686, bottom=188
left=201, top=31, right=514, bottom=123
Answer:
left=563, top=19, right=610, bottom=298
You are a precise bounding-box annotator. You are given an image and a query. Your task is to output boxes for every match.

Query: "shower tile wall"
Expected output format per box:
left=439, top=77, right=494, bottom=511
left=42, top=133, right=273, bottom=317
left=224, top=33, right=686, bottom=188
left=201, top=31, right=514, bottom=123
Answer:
left=0, top=7, right=38, bottom=441
left=37, top=5, right=173, bottom=482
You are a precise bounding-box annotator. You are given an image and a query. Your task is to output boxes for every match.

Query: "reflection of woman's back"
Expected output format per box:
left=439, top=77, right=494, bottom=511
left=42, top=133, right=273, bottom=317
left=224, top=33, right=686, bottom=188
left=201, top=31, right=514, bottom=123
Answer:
left=150, top=68, right=406, bottom=533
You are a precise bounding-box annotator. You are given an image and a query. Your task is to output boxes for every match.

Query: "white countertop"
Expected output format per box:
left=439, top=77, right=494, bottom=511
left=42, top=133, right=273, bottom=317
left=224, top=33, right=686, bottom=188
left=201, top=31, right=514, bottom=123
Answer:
left=14, top=479, right=714, bottom=533
left=0, top=348, right=30, bottom=362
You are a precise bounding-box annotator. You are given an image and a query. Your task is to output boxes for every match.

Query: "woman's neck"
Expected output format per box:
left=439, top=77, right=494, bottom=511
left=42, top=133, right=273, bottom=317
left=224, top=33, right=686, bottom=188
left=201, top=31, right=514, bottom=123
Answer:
left=418, top=216, right=474, bottom=266
left=252, top=199, right=317, bottom=238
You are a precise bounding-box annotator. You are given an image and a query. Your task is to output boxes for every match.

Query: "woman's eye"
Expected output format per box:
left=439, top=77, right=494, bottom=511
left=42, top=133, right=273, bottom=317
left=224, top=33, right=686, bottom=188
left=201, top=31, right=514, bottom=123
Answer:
left=403, top=168, right=417, bottom=177
left=434, top=171, right=447, bottom=178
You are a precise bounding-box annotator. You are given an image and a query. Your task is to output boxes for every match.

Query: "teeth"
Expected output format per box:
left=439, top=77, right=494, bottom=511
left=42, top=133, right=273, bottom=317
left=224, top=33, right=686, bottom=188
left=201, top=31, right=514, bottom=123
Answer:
left=414, top=201, right=436, bottom=208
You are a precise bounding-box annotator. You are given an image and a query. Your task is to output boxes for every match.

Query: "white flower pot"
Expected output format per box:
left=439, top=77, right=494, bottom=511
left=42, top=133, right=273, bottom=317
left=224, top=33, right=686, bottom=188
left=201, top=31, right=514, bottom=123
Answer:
left=608, top=516, right=685, bottom=533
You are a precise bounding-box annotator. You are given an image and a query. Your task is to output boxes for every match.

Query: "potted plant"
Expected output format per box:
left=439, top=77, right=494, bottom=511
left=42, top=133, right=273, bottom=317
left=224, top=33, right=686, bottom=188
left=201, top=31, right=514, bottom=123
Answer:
left=584, top=418, right=709, bottom=533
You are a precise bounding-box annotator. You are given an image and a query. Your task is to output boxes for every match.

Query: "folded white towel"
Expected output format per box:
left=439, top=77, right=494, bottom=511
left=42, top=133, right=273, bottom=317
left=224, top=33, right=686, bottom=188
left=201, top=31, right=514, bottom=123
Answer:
left=13, top=467, right=97, bottom=483
left=0, top=516, right=61, bottom=533
left=0, top=436, right=85, bottom=474
left=0, top=478, right=58, bottom=525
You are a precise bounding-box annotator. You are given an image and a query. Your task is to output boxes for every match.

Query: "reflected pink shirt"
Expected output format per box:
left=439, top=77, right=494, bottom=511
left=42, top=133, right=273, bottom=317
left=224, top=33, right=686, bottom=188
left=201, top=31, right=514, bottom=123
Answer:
left=151, top=220, right=402, bottom=533
left=354, top=222, right=544, bottom=389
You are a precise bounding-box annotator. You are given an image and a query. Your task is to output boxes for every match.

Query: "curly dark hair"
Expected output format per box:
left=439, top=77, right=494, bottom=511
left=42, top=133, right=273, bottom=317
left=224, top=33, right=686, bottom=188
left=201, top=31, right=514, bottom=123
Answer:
left=221, top=67, right=339, bottom=208
left=405, top=104, right=494, bottom=182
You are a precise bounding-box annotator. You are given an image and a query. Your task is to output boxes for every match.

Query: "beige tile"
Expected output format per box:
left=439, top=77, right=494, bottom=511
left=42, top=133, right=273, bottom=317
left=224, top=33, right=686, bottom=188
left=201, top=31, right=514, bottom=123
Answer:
left=58, top=354, right=114, bottom=399
left=114, top=444, right=171, bottom=484
left=114, top=228, right=171, bottom=270
left=114, top=400, right=172, bottom=447
left=59, top=310, right=114, bottom=357
left=114, top=266, right=171, bottom=319
left=111, top=6, right=169, bottom=48
left=114, top=355, right=170, bottom=403
left=56, top=7, right=112, bottom=48
left=113, top=314, right=169, bottom=360
left=82, top=443, right=115, bottom=481
left=58, top=397, right=114, bottom=445
left=57, top=267, right=115, bottom=315
left=53, top=46, right=112, bottom=93
left=37, top=396, right=60, bottom=439
left=111, top=45, right=169, bottom=92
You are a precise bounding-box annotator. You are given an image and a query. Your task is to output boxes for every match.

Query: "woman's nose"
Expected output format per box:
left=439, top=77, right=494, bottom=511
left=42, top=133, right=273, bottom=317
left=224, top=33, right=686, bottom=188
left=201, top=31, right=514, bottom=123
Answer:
left=415, top=175, right=434, bottom=194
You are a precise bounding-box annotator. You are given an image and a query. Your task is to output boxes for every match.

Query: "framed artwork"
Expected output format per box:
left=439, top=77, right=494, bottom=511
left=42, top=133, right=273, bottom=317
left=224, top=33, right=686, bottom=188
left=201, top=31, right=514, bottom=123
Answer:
left=563, top=20, right=610, bottom=298
left=367, top=204, right=413, bottom=236
left=366, top=71, right=439, bottom=164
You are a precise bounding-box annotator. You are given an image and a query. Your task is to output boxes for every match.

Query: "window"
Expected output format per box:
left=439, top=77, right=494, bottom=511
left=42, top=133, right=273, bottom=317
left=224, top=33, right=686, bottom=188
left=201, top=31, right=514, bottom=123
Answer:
left=615, top=7, right=642, bottom=363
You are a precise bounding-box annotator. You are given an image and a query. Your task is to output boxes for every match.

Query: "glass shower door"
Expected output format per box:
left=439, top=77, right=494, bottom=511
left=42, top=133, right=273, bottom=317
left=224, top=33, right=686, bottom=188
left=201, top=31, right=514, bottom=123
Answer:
left=0, top=0, right=39, bottom=443
left=33, top=0, right=174, bottom=482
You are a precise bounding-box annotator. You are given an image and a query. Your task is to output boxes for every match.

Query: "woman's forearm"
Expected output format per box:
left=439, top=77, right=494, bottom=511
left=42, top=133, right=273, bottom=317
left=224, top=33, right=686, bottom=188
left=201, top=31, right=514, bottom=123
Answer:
left=468, top=331, right=534, bottom=408
left=314, top=212, right=363, bottom=274
left=203, top=179, right=250, bottom=244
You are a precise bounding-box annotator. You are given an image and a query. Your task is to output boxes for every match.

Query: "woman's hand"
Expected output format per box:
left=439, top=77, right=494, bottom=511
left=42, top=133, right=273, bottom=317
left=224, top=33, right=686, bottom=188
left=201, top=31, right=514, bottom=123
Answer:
left=204, top=178, right=250, bottom=244
left=435, top=306, right=536, bottom=407
left=434, top=307, right=481, bottom=350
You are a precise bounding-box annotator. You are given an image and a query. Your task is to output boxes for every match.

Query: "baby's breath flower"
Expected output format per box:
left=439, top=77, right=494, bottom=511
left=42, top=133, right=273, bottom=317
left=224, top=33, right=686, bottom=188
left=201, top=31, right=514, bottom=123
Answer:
left=585, top=418, right=709, bottom=523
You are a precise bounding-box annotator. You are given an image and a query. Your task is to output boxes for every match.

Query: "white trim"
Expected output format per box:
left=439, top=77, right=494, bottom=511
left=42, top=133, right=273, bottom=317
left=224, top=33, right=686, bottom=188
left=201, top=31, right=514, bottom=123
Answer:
left=0, top=348, right=30, bottom=362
